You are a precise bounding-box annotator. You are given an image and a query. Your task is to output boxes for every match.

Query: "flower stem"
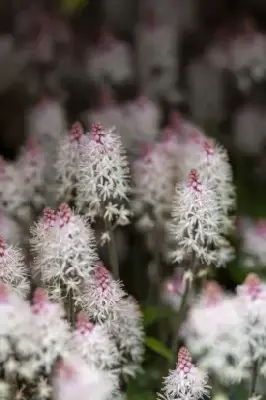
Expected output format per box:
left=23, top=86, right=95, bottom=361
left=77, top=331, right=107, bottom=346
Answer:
left=249, top=360, right=259, bottom=397
left=66, top=289, right=75, bottom=327
left=105, top=220, right=120, bottom=280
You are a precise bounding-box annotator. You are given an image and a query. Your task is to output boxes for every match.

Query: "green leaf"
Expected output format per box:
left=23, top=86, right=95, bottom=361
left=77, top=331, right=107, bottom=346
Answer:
left=60, top=0, right=88, bottom=13
left=142, top=305, right=175, bottom=327
left=145, top=336, right=173, bottom=361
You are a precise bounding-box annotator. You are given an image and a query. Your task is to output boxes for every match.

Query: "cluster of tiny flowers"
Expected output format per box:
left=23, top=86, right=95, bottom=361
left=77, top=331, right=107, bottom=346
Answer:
left=56, top=121, right=88, bottom=200
left=183, top=274, right=266, bottom=386
left=0, top=236, right=30, bottom=298
left=17, top=136, right=46, bottom=212
left=76, top=123, right=130, bottom=226
left=239, top=217, right=266, bottom=268
left=32, top=203, right=98, bottom=301
left=158, top=347, right=210, bottom=400
left=0, top=156, right=30, bottom=223
left=81, top=263, right=144, bottom=379
left=169, top=169, right=222, bottom=265
left=132, top=142, right=178, bottom=232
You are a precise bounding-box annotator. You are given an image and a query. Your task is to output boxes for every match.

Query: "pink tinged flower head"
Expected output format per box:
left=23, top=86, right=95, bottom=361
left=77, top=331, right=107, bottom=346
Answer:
left=256, top=220, right=266, bottom=238
left=176, top=347, right=192, bottom=375
left=188, top=169, right=202, bottom=193
left=204, top=280, right=223, bottom=306
left=57, top=203, right=72, bottom=228
left=91, top=123, right=105, bottom=144
left=76, top=312, right=94, bottom=334
left=69, top=121, right=84, bottom=144
left=95, top=262, right=112, bottom=292
left=43, top=207, right=56, bottom=230
left=244, top=273, right=263, bottom=300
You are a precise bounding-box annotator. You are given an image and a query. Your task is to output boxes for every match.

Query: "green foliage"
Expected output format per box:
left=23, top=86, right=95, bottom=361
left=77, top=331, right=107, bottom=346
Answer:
left=60, top=0, right=88, bottom=14
left=145, top=337, right=173, bottom=362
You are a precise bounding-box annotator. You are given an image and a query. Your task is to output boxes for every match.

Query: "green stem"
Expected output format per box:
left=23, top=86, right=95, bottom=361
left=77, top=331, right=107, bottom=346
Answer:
left=249, top=360, right=259, bottom=397
left=105, top=220, right=120, bottom=280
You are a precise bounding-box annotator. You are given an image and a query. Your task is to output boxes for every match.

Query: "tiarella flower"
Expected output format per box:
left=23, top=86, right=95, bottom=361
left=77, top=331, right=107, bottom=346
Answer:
left=56, top=121, right=88, bottom=199
left=0, top=283, right=40, bottom=381
left=81, top=262, right=126, bottom=323
left=239, top=218, right=266, bottom=268
left=123, top=96, right=160, bottom=154
left=158, top=347, right=210, bottom=400
left=161, top=272, right=186, bottom=311
left=236, top=274, right=266, bottom=375
left=132, top=142, right=177, bottom=231
left=0, top=210, right=22, bottom=246
left=32, top=288, right=71, bottom=373
left=30, top=207, right=57, bottom=259
left=183, top=281, right=244, bottom=383
left=53, top=354, right=117, bottom=400
left=169, top=169, right=221, bottom=265
left=70, top=311, right=120, bottom=373
left=18, top=136, right=46, bottom=210
left=0, top=156, right=30, bottom=222
left=0, top=236, right=29, bottom=298
left=107, top=296, right=144, bottom=379
left=77, top=123, right=130, bottom=225
left=35, top=204, right=98, bottom=301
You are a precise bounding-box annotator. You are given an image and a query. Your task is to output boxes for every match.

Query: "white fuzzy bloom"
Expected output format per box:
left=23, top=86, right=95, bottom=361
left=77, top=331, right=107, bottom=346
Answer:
left=0, top=283, right=40, bottom=381
left=35, top=204, right=98, bottom=301
left=122, top=96, right=161, bottom=154
left=0, top=210, right=22, bottom=246
left=56, top=121, right=89, bottom=199
left=30, top=207, right=57, bottom=259
left=236, top=274, right=266, bottom=376
left=107, top=296, right=144, bottom=379
left=17, top=136, right=46, bottom=210
left=158, top=347, right=210, bottom=400
left=53, top=354, right=117, bottom=400
left=183, top=281, right=245, bottom=383
left=86, top=29, right=133, bottom=84
left=0, top=236, right=29, bottom=298
left=32, top=288, right=71, bottom=373
left=132, top=141, right=177, bottom=231
left=77, top=123, right=130, bottom=225
left=81, top=262, right=126, bottom=323
left=169, top=169, right=221, bottom=265
left=239, top=218, right=266, bottom=268
left=70, top=311, right=120, bottom=373
left=0, top=156, right=30, bottom=222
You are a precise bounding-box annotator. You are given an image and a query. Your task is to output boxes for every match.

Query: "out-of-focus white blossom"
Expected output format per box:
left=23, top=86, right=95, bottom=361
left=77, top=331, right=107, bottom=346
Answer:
left=183, top=281, right=245, bottom=383
left=239, top=218, right=266, bottom=268
left=34, top=204, right=98, bottom=301
left=30, top=207, right=57, bottom=259
left=0, top=156, right=30, bottom=222
left=132, top=142, right=178, bottom=231
left=53, top=354, right=117, bottom=400
left=86, top=27, right=133, bottom=84
left=32, top=288, right=71, bottom=373
left=158, top=347, right=210, bottom=400
left=0, top=236, right=29, bottom=298
left=70, top=311, right=120, bottom=373
left=77, top=123, right=130, bottom=225
left=0, top=283, right=40, bottom=381
left=0, top=210, right=22, bottom=246
left=81, top=262, right=126, bottom=323
left=122, top=96, right=161, bottom=154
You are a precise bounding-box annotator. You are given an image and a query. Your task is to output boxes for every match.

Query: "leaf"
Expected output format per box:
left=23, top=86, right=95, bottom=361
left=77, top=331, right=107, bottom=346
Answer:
left=142, top=305, right=175, bottom=327
left=145, top=337, right=173, bottom=361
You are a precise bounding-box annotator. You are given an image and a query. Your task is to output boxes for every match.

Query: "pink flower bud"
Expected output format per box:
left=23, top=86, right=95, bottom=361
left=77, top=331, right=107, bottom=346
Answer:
left=69, top=122, right=84, bottom=143
left=176, top=347, right=192, bottom=374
